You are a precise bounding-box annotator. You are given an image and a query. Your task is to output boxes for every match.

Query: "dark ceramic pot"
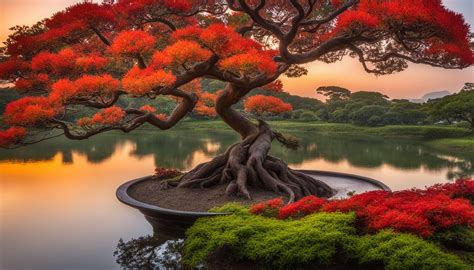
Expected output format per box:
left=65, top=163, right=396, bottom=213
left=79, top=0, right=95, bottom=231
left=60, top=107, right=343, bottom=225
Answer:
left=117, top=170, right=390, bottom=232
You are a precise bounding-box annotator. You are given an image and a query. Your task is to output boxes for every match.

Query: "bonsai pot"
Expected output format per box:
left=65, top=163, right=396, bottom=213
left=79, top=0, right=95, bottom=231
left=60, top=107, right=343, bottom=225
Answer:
left=117, top=170, right=390, bottom=233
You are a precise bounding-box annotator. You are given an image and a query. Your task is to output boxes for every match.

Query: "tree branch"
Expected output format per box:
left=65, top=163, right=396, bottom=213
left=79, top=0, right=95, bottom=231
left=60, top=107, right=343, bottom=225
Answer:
left=234, top=0, right=285, bottom=39
left=91, top=26, right=111, bottom=46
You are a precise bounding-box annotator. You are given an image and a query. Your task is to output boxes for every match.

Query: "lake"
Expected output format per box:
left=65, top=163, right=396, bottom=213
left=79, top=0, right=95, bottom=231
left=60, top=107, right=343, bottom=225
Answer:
left=0, top=128, right=472, bottom=269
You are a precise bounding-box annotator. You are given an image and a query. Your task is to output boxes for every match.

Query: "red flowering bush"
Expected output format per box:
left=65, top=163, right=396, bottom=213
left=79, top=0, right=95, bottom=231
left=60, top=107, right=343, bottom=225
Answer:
left=358, top=192, right=473, bottom=237
left=426, top=178, right=474, bottom=202
left=154, top=167, right=182, bottom=180
left=250, top=180, right=474, bottom=238
left=249, top=198, right=284, bottom=218
left=278, top=196, right=326, bottom=220
left=322, top=191, right=388, bottom=213
left=0, top=127, right=27, bottom=147
left=324, top=187, right=474, bottom=237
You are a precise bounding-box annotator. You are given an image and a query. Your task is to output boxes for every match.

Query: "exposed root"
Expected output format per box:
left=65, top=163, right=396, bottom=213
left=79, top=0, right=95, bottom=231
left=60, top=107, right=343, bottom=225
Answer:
left=171, top=120, right=335, bottom=204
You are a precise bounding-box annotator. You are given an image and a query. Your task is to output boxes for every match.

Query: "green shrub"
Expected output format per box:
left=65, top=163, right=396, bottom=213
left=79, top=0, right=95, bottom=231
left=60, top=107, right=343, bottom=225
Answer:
left=349, top=105, right=387, bottom=126
left=300, top=111, right=320, bottom=121
left=455, top=121, right=472, bottom=129
left=355, top=230, right=469, bottom=270
left=431, top=227, right=474, bottom=251
left=209, top=202, right=250, bottom=215
left=290, top=109, right=306, bottom=119
left=420, top=126, right=471, bottom=139
left=184, top=208, right=357, bottom=268
left=184, top=204, right=470, bottom=269
left=291, top=109, right=320, bottom=121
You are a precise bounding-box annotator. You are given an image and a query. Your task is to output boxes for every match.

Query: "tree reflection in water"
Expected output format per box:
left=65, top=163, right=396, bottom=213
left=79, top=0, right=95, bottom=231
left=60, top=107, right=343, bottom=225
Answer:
left=0, top=129, right=472, bottom=180
left=114, top=233, right=185, bottom=270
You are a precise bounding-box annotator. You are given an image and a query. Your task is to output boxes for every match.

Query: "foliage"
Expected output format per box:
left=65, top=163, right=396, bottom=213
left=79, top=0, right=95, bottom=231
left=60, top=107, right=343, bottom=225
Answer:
left=0, top=0, right=470, bottom=146
left=114, top=236, right=184, bottom=270
left=0, top=88, right=20, bottom=114
left=278, top=195, right=325, bottom=219
left=0, top=126, right=26, bottom=147
left=244, top=88, right=324, bottom=117
left=77, top=106, right=125, bottom=127
left=109, top=30, right=156, bottom=56
left=261, top=80, right=284, bottom=92
left=291, top=109, right=319, bottom=121
left=184, top=205, right=469, bottom=269
left=220, top=50, right=277, bottom=76
left=249, top=179, right=474, bottom=237
left=51, top=74, right=120, bottom=103
left=330, top=191, right=473, bottom=237
left=244, top=95, right=292, bottom=116
left=209, top=202, right=250, bottom=215
left=316, top=86, right=351, bottom=101
left=122, top=67, right=176, bottom=96
left=349, top=105, right=387, bottom=126
left=184, top=210, right=358, bottom=268
left=431, top=226, right=474, bottom=251
left=316, top=84, right=474, bottom=127
left=354, top=230, right=469, bottom=270
left=4, top=96, right=60, bottom=126
left=154, top=167, right=182, bottom=180
left=426, top=179, right=474, bottom=203
left=249, top=198, right=284, bottom=218
left=427, top=84, right=474, bottom=129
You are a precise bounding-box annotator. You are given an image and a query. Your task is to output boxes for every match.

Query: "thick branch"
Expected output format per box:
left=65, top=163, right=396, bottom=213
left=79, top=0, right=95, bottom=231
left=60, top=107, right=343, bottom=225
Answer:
left=143, top=17, right=177, bottom=31
left=52, top=113, right=148, bottom=140
left=147, top=88, right=198, bottom=130
left=216, top=84, right=258, bottom=138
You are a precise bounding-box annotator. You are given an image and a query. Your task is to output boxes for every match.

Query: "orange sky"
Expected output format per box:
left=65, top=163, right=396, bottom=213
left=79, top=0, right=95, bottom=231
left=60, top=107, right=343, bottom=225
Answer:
left=0, top=0, right=473, bottom=99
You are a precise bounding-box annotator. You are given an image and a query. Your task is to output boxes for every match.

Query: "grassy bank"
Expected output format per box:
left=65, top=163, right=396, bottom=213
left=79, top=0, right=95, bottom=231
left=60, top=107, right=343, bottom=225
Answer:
left=175, top=120, right=474, bottom=154
left=427, top=137, right=474, bottom=155
left=177, top=120, right=472, bottom=139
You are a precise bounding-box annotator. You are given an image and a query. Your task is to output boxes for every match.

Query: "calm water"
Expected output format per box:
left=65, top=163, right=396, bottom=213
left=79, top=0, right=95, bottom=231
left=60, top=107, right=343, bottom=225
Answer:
left=0, top=128, right=472, bottom=269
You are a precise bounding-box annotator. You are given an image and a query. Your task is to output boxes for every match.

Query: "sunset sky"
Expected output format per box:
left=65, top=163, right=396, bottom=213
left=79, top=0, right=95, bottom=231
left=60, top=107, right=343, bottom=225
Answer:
left=0, top=0, right=473, bottom=99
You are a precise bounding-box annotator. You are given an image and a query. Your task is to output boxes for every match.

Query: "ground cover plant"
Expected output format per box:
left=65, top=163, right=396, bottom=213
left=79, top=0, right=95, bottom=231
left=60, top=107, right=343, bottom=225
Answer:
left=184, top=180, right=474, bottom=269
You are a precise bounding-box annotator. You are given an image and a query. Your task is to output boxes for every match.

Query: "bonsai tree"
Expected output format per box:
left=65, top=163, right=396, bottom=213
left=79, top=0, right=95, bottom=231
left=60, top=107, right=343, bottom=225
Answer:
left=0, top=0, right=472, bottom=202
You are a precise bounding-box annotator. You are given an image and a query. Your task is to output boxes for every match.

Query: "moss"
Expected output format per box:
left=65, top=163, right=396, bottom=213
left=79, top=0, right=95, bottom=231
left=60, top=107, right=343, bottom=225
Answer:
left=184, top=204, right=470, bottom=269
left=162, top=174, right=183, bottom=184
left=184, top=206, right=357, bottom=269
left=355, top=230, right=469, bottom=270
left=432, top=227, right=474, bottom=251
left=209, top=202, right=249, bottom=215
left=454, top=251, right=474, bottom=266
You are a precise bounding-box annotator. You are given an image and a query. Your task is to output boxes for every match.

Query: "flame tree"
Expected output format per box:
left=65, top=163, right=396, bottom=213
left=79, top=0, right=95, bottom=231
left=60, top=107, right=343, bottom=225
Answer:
left=0, top=0, right=472, bottom=202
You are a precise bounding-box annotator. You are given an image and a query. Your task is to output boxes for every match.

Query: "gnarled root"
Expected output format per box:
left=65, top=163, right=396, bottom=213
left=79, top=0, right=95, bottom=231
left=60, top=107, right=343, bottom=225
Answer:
left=174, top=121, right=335, bottom=204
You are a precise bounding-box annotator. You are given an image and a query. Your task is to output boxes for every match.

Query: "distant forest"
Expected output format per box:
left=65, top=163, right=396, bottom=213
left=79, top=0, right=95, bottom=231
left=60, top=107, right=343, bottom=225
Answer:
left=1, top=81, right=472, bottom=129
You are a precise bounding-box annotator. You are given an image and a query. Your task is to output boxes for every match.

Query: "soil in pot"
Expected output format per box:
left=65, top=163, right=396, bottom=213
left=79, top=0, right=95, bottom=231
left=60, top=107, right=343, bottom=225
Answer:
left=128, top=177, right=288, bottom=212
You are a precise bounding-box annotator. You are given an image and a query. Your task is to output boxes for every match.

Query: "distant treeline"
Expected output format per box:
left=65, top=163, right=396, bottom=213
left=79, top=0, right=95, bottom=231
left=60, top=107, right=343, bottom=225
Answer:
left=0, top=81, right=472, bottom=129
left=249, top=83, right=473, bottom=129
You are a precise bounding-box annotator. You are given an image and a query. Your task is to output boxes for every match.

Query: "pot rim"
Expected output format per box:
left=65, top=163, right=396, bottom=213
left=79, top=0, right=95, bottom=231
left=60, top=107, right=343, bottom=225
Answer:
left=116, top=169, right=391, bottom=216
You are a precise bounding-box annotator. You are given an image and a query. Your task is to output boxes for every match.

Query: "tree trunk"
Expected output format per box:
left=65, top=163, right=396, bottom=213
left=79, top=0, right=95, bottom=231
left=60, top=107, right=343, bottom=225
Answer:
left=169, top=83, right=336, bottom=203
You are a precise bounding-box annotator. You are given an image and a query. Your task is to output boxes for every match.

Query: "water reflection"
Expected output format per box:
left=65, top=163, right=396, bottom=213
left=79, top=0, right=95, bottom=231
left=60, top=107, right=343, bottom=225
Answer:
left=114, top=234, right=184, bottom=270
left=0, top=130, right=237, bottom=169
left=1, top=129, right=472, bottom=183
left=1, top=128, right=472, bottom=269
